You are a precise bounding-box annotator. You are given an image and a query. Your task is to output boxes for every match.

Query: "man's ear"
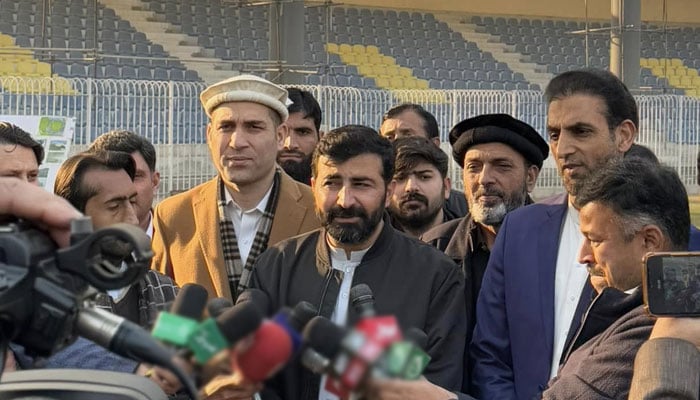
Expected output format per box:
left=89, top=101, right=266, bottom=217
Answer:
left=276, top=123, right=288, bottom=151
left=443, top=177, right=452, bottom=200
left=151, top=171, right=161, bottom=194
left=641, top=224, right=665, bottom=252
left=205, top=123, right=212, bottom=144
left=526, top=165, right=539, bottom=192
left=431, top=137, right=441, bottom=147
left=615, top=120, right=637, bottom=153
left=385, top=181, right=396, bottom=207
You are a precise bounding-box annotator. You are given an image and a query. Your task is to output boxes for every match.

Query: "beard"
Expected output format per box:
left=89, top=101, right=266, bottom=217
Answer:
left=278, top=152, right=312, bottom=185
left=389, top=192, right=444, bottom=231
left=469, top=183, right=528, bottom=227
left=317, top=201, right=385, bottom=245
left=560, top=152, right=622, bottom=197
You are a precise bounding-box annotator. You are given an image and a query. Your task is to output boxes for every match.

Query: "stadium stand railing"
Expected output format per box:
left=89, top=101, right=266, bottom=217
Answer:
left=0, top=76, right=698, bottom=199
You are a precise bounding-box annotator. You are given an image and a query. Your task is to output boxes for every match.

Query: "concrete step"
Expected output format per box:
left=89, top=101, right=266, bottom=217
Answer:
left=97, top=0, right=240, bottom=84
left=436, top=13, right=553, bottom=90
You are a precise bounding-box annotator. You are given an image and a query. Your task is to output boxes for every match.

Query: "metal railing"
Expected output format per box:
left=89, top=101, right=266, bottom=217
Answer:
left=1, top=76, right=699, bottom=200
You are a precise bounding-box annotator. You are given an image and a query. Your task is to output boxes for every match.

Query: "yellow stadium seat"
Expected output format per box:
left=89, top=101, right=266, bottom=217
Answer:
left=338, top=44, right=352, bottom=54
left=674, top=67, right=686, bottom=77
left=354, top=54, right=369, bottom=64
left=382, top=55, right=395, bottom=65
left=384, top=65, right=399, bottom=76
left=415, top=80, right=429, bottom=90
left=325, top=43, right=339, bottom=53
left=366, top=45, right=379, bottom=55
left=16, top=60, right=37, bottom=76
left=686, top=89, right=697, bottom=97
left=668, top=76, right=681, bottom=87
left=375, top=76, right=390, bottom=88
left=373, top=65, right=387, bottom=76
left=351, top=44, right=365, bottom=54
left=692, top=76, right=700, bottom=86
left=639, top=58, right=647, bottom=67
left=680, top=76, right=693, bottom=88
left=357, top=64, right=373, bottom=75
left=671, top=58, right=683, bottom=67
left=389, top=76, right=404, bottom=88
left=0, top=35, right=13, bottom=47
left=0, top=63, right=14, bottom=75
left=651, top=66, right=666, bottom=76
left=398, top=67, right=412, bottom=77
left=646, top=58, right=660, bottom=67
left=402, top=80, right=416, bottom=89
left=36, top=63, right=51, bottom=76
left=339, top=53, right=356, bottom=63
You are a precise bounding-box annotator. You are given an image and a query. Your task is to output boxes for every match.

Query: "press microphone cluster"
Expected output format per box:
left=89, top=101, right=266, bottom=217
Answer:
left=300, top=284, right=431, bottom=398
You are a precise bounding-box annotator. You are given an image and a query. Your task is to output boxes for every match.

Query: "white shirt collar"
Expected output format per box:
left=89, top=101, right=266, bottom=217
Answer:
left=224, top=182, right=273, bottom=214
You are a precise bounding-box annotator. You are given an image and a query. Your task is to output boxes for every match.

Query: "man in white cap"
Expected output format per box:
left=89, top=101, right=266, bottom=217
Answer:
left=151, top=74, right=319, bottom=301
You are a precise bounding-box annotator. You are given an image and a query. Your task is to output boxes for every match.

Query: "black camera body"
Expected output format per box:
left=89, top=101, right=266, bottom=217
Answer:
left=0, top=219, right=153, bottom=357
left=643, top=252, right=700, bottom=317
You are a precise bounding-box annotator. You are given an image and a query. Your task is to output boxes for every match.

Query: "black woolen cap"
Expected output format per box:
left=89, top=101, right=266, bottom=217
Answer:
left=449, top=113, right=549, bottom=169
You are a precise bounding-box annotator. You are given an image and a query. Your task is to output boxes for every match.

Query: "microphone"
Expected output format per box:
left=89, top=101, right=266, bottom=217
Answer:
left=76, top=306, right=198, bottom=398
left=303, top=316, right=386, bottom=394
left=350, top=283, right=376, bottom=318
left=350, top=284, right=402, bottom=348
left=187, top=301, right=263, bottom=364
left=233, top=320, right=293, bottom=382
left=207, top=297, right=233, bottom=318
left=232, top=301, right=316, bottom=382
left=374, top=327, right=431, bottom=380
left=236, top=288, right=271, bottom=316
left=151, top=283, right=208, bottom=347
left=272, top=301, right=317, bottom=353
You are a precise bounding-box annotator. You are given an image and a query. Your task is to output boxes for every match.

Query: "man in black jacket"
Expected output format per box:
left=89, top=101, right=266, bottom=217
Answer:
left=250, top=125, right=466, bottom=400
left=422, top=113, right=548, bottom=367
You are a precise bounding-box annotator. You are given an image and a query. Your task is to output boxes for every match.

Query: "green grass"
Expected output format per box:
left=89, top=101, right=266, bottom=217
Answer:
left=691, top=196, right=700, bottom=227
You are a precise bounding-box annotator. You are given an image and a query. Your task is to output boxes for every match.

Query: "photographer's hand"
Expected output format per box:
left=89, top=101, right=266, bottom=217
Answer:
left=0, top=177, right=82, bottom=247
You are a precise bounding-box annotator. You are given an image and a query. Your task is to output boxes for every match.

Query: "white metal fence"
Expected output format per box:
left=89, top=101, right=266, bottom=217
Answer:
left=2, top=76, right=699, bottom=200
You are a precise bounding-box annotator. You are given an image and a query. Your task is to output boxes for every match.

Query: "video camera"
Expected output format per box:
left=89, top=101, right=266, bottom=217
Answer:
left=0, top=217, right=152, bottom=358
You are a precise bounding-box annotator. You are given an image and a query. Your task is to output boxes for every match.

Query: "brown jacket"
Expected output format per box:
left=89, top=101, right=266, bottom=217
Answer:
left=151, top=172, right=319, bottom=299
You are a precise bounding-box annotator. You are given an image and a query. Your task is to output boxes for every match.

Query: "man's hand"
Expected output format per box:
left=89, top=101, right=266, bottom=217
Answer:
left=201, top=372, right=263, bottom=400
left=364, top=377, right=457, bottom=400
left=136, top=363, right=183, bottom=395
left=650, top=317, right=700, bottom=348
left=0, top=177, right=82, bottom=247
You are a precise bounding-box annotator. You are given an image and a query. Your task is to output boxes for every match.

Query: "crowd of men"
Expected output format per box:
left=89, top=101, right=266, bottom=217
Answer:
left=1, top=67, right=699, bottom=400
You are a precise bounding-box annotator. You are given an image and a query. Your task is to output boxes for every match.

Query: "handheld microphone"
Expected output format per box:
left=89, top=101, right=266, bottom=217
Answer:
left=235, top=288, right=271, bottom=316
left=207, top=297, right=233, bottom=318
left=350, top=284, right=376, bottom=318
left=151, top=283, right=208, bottom=347
left=272, top=301, right=317, bottom=353
left=374, top=327, right=431, bottom=380
left=187, top=301, right=263, bottom=364
left=76, top=306, right=198, bottom=398
left=233, top=320, right=294, bottom=382
left=350, top=284, right=402, bottom=348
left=303, top=316, right=386, bottom=393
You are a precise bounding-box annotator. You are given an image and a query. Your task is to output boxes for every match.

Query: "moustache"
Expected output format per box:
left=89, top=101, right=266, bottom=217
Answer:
left=326, top=205, right=367, bottom=221
left=474, top=187, right=505, bottom=199
left=278, top=150, right=306, bottom=158
left=400, top=192, right=428, bottom=206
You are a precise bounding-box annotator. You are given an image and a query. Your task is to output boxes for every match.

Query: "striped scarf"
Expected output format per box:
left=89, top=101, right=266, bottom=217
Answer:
left=217, top=170, right=281, bottom=300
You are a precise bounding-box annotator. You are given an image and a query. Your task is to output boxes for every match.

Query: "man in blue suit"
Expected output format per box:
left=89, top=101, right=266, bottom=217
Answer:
left=470, top=69, right=639, bottom=400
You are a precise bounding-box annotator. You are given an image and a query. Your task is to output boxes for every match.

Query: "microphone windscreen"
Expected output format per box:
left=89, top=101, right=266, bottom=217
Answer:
left=236, top=288, right=271, bottom=316
left=350, top=284, right=375, bottom=317
left=235, top=321, right=293, bottom=382
left=404, top=328, right=428, bottom=350
left=207, top=297, right=233, bottom=318
left=302, top=316, right=345, bottom=359
left=216, top=302, right=263, bottom=345
left=171, top=283, right=208, bottom=320
left=290, top=301, right=317, bottom=332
